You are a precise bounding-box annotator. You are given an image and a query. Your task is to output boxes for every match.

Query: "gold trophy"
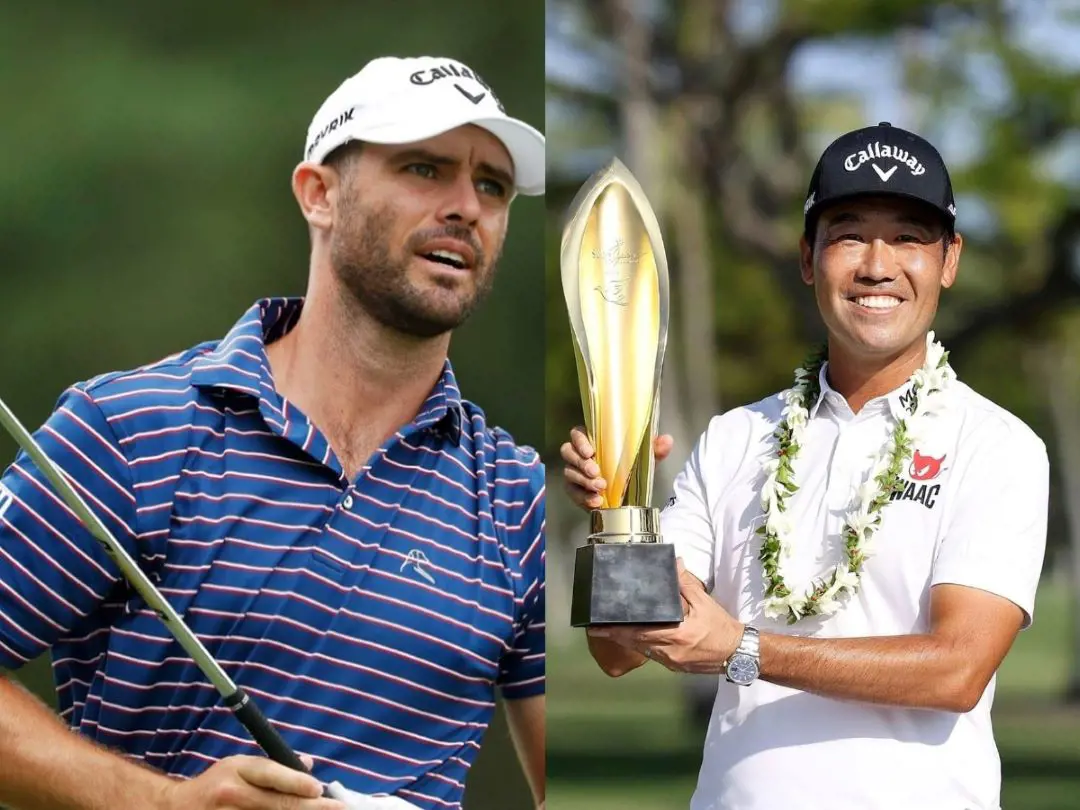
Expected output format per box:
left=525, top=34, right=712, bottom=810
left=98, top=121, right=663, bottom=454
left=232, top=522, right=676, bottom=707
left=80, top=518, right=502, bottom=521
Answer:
left=562, top=157, right=682, bottom=627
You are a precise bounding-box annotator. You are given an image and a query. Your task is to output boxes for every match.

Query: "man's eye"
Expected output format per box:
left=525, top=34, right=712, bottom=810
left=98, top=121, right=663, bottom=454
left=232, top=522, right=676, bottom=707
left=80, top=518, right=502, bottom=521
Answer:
left=478, top=178, right=507, bottom=198
left=405, top=164, right=438, bottom=179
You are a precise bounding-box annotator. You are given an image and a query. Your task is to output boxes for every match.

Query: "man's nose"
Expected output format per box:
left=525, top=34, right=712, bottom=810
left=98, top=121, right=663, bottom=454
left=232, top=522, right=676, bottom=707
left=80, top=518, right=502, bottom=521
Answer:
left=858, top=238, right=895, bottom=281
left=437, top=174, right=482, bottom=226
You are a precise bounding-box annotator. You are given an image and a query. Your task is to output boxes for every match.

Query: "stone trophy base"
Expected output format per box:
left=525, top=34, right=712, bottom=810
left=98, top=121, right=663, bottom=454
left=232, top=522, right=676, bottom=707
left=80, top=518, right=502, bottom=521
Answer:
left=570, top=507, right=684, bottom=627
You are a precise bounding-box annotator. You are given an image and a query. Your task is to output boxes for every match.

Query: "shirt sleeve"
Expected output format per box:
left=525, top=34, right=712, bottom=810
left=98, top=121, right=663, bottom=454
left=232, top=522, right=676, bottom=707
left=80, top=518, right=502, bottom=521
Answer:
left=0, top=386, right=138, bottom=669
left=497, top=459, right=545, bottom=701
left=659, top=417, right=723, bottom=592
left=931, top=421, right=1049, bottom=628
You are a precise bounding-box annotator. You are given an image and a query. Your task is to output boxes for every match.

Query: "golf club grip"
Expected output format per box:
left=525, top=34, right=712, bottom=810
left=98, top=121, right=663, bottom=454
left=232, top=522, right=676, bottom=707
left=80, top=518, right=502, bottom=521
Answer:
left=227, top=692, right=335, bottom=799
left=224, top=688, right=308, bottom=772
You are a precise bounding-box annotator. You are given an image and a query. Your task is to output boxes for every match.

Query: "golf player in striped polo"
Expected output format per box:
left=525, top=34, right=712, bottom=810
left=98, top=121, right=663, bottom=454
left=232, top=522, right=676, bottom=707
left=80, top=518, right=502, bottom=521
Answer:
left=0, top=56, right=545, bottom=810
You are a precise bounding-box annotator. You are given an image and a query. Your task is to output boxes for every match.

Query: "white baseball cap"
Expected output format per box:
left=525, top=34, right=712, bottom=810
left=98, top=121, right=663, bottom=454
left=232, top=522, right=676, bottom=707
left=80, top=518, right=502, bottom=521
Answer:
left=303, top=56, right=545, bottom=196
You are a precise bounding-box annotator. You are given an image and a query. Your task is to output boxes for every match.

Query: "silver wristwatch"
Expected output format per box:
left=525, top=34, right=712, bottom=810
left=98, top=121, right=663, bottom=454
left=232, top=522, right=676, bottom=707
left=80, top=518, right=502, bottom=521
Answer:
left=724, top=626, right=760, bottom=686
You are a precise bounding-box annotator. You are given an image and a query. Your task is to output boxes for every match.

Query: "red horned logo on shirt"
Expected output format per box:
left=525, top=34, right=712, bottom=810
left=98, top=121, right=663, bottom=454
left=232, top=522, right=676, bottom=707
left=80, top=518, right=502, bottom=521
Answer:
left=909, top=451, right=946, bottom=481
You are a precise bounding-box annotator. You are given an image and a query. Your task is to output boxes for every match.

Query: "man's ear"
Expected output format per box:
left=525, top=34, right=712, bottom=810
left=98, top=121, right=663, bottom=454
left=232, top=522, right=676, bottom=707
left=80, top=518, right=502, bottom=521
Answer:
left=941, top=231, right=963, bottom=289
left=799, top=235, right=815, bottom=286
left=291, top=162, right=340, bottom=233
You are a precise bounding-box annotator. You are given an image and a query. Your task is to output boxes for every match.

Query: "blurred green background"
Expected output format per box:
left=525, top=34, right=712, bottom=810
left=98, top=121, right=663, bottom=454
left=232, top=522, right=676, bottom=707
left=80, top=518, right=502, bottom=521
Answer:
left=545, top=0, right=1080, bottom=808
left=0, top=2, right=543, bottom=809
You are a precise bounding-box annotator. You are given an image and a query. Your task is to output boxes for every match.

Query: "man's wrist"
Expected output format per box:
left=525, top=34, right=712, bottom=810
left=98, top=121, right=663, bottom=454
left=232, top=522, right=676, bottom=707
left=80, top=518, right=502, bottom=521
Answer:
left=153, top=772, right=182, bottom=810
left=723, top=622, right=747, bottom=665
left=724, top=624, right=762, bottom=686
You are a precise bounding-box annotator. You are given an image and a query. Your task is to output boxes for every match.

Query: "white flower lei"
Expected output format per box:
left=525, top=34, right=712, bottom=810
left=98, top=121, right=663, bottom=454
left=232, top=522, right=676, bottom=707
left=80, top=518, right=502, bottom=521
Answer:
left=758, top=332, right=954, bottom=625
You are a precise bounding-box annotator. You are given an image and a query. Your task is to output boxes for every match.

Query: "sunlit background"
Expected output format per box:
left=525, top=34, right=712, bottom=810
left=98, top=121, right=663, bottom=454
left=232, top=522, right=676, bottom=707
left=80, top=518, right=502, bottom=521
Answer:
left=0, top=3, right=543, bottom=808
left=545, top=1, right=1080, bottom=808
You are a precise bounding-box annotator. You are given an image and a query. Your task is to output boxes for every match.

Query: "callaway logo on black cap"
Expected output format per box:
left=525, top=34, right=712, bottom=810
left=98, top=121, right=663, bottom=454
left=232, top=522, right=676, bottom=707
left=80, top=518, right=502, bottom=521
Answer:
left=803, top=122, right=956, bottom=235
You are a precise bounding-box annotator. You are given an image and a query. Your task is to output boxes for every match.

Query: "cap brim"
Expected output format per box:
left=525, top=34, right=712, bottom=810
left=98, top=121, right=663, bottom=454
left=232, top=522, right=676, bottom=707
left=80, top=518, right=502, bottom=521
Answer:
left=469, top=117, right=545, bottom=197
left=331, top=114, right=545, bottom=197
left=805, top=191, right=955, bottom=230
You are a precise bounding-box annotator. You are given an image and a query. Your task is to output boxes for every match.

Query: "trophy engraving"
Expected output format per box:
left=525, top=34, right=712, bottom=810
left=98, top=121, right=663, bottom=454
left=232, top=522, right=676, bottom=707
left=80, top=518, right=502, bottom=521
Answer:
left=562, top=158, right=682, bottom=627
left=592, top=239, right=648, bottom=305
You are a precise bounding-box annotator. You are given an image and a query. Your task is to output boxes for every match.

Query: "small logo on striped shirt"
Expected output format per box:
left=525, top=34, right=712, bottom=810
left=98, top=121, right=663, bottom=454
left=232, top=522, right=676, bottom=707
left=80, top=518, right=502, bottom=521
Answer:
left=401, top=549, right=436, bottom=585
left=0, top=483, right=13, bottom=521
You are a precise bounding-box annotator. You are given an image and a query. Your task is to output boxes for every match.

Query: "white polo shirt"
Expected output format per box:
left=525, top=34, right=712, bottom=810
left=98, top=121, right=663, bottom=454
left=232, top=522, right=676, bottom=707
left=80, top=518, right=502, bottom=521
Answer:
left=662, top=365, right=1049, bottom=810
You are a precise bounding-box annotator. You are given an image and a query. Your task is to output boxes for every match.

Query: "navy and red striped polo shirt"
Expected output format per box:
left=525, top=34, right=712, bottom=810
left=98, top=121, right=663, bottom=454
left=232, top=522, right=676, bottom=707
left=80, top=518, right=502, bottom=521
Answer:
left=0, top=298, right=545, bottom=810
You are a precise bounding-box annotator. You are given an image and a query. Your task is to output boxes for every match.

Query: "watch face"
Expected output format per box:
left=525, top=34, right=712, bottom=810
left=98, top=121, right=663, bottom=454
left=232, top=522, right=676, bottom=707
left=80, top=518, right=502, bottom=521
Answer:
left=728, top=653, right=759, bottom=685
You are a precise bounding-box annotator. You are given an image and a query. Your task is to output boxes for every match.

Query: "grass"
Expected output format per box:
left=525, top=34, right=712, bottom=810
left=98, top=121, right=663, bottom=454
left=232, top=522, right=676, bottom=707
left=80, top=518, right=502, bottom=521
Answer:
left=547, top=581, right=1080, bottom=810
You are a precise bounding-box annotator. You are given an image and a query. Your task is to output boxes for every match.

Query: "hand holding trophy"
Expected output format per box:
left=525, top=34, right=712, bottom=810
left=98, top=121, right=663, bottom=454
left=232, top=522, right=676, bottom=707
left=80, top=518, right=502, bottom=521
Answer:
left=561, top=157, right=682, bottom=627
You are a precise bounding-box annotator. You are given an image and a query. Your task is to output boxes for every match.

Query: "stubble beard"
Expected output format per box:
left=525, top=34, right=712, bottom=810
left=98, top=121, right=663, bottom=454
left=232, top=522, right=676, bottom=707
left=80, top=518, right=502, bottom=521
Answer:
left=329, top=189, right=501, bottom=339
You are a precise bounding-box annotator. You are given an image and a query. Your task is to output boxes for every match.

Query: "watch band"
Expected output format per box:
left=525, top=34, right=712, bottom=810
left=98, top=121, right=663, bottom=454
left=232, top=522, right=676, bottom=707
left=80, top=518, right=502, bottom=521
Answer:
left=738, top=625, right=760, bottom=658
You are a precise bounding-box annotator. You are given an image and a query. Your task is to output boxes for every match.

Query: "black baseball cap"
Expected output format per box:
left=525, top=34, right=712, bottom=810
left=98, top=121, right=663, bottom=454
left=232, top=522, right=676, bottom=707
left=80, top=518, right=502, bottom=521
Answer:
left=803, top=122, right=956, bottom=238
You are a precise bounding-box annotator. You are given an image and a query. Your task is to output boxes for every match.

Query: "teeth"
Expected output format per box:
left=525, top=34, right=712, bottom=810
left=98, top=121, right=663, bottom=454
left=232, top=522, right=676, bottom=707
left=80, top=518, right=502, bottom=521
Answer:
left=854, top=296, right=900, bottom=309
left=429, top=250, right=466, bottom=267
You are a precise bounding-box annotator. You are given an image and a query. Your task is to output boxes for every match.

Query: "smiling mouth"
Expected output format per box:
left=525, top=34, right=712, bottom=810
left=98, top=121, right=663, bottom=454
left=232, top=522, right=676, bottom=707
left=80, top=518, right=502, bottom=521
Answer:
left=421, top=250, right=469, bottom=270
left=850, top=295, right=902, bottom=310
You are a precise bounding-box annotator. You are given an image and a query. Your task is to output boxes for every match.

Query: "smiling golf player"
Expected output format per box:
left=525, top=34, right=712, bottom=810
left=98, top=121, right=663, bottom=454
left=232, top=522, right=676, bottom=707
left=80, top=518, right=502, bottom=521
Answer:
left=562, top=123, right=1049, bottom=809
left=0, top=55, right=545, bottom=810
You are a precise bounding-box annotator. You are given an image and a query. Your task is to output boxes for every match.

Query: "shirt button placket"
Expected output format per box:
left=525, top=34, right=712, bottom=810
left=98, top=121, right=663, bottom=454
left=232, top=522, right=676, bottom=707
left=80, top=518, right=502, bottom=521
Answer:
left=829, top=421, right=856, bottom=513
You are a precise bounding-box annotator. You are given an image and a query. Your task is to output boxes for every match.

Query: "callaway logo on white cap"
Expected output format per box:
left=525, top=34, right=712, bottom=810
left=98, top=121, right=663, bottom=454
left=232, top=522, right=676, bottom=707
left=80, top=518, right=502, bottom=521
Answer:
left=303, top=56, right=545, bottom=196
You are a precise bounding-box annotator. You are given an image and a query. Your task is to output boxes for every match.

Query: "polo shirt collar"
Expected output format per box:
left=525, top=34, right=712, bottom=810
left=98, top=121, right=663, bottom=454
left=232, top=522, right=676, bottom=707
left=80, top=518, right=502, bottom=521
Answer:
left=190, top=298, right=286, bottom=398
left=807, top=361, right=922, bottom=422
left=191, top=297, right=465, bottom=441
left=414, top=361, right=466, bottom=440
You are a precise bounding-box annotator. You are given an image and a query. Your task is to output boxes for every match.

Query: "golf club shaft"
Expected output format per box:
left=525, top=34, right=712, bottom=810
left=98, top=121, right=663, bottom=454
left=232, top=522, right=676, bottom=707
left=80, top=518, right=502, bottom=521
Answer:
left=0, top=395, right=312, bottom=777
